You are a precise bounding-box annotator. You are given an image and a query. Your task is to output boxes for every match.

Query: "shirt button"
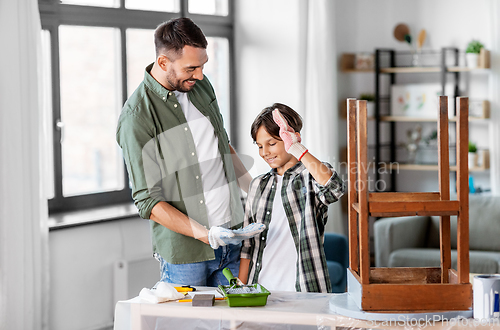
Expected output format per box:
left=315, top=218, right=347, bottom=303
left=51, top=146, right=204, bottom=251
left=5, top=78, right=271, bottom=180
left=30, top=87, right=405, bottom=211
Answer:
left=162, top=96, right=166, bottom=101
left=261, top=237, right=265, bottom=241
left=200, top=200, right=204, bottom=204
left=184, top=127, right=188, bottom=131
left=272, top=185, right=275, bottom=188
left=266, top=211, right=270, bottom=215
left=191, top=152, right=195, bottom=156
left=174, top=104, right=178, bottom=108
left=196, top=176, right=199, bottom=179
left=256, top=263, right=260, bottom=267
left=168, top=92, right=172, bottom=96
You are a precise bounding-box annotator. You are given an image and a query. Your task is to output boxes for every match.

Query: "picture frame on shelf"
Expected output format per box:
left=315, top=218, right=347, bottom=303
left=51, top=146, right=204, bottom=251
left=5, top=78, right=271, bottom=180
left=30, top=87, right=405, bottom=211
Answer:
left=340, top=53, right=374, bottom=72
left=354, top=53, right=374, bottom=70
left=390, top=83, right=455, bottom=118
left=469, top=100, right=490, bottom=119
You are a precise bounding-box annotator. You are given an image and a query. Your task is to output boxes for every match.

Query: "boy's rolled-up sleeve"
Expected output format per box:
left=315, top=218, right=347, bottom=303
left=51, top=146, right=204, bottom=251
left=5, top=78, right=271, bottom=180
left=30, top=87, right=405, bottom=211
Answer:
left=313, top=162, right=345, bottom=206
left=240, top=239, right=252, bottom=260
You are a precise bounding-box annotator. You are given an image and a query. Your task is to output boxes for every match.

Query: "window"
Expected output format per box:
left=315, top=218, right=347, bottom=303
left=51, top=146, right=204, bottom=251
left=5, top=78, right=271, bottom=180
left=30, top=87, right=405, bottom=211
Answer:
left=125, top=0, right=180, bottom=12
left=60, top=0, right=118, bottom=8
left=39, top=0, right=233, bottom=213
left=59, top=25, right=124, bottom=197
left=204, top=37, right=231, bottom=129
left=189, top=0, right=229, bottom=16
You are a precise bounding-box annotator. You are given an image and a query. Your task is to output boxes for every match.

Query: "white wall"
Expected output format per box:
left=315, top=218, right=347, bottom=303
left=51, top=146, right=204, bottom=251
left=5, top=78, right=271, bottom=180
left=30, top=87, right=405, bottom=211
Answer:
left=234, top=0, right=305, bottom=176
left=335, top=0, right=493, bottom=53
left=49, top=218, right=156, bottom=330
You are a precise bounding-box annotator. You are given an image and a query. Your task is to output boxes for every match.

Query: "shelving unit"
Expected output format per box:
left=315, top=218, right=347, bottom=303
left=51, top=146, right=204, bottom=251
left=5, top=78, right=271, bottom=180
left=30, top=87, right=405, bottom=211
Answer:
left=373, top=48, right=491, bottom=192
left=380, top=116, right=490, bottom=122
left=340, top=53, right=374, bottom=73
left=381, top=161, right=489, bottom=172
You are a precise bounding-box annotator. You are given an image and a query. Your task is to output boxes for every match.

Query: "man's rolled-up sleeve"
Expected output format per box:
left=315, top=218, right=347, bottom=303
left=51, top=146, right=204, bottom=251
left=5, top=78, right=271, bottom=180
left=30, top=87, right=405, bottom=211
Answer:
left=117, top=112, right=162, bottom=219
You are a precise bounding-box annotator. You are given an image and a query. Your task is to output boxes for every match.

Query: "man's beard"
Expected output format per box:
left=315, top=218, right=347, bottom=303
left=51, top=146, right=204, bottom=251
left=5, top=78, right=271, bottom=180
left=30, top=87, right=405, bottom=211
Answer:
left=166, top=71, right=196, bottom=92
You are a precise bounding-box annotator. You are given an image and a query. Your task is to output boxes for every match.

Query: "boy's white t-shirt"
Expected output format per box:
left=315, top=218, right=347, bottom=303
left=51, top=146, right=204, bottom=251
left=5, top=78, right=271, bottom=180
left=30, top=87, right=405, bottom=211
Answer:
left=258, top=174, right=298, bottom=291
left=174, top=91, right=231, bottom=227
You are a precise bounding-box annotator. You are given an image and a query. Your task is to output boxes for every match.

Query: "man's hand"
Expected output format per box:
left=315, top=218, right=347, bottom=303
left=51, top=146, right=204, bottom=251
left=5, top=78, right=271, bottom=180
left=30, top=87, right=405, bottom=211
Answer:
left=208, top=223, right=266, bottom=249
left=272, top=109, right=308, bottom=160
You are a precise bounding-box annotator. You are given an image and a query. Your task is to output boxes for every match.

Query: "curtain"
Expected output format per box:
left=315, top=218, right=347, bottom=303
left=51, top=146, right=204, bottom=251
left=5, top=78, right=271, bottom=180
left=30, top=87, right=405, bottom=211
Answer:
left=0, top=1, right=49, bottom=329
left=302, top=0, right=344, bottom=234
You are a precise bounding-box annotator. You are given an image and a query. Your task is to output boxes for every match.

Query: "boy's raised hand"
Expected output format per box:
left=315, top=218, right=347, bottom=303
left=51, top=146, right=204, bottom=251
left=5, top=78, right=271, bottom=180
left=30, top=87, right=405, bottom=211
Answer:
left=272, top=109, right=308, bottom=161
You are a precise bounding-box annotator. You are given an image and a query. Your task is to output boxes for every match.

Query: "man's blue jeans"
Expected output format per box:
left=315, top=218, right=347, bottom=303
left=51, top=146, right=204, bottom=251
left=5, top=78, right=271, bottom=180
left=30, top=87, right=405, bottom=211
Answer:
left=155, top=243, right=241, bottom=287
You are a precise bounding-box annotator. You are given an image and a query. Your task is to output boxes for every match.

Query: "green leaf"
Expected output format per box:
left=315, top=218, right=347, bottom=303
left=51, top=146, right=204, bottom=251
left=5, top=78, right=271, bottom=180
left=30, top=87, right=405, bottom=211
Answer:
left=404, top=34, right=412, bottom=44
left=359, top=93, right=375, bottom=102
left=468, top=141, right=477, bottom=153
left=466, top=40, right=484, bottom=54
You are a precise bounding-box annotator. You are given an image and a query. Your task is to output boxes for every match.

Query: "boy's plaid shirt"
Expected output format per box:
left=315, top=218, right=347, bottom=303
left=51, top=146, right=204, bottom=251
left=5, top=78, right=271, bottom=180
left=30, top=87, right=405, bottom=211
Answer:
left=240, top=162, right=345, bottom=293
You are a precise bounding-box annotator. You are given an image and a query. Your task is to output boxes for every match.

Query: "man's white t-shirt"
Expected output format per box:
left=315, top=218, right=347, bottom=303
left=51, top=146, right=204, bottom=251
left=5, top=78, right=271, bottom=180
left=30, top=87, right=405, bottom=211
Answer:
left=174, top=91, right=231, bottom=227
left=258, top=175, right=298, bottom=291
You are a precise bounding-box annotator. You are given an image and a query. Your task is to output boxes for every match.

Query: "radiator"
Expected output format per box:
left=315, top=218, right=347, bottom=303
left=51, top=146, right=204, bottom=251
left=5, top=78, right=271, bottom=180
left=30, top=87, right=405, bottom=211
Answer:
left=113, top=257, right=159, bottom=303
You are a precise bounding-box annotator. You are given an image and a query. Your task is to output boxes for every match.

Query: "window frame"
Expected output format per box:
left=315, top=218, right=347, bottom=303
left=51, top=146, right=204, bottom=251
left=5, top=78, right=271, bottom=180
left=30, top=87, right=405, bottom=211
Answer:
left=39, top=0, right=235, bottom=214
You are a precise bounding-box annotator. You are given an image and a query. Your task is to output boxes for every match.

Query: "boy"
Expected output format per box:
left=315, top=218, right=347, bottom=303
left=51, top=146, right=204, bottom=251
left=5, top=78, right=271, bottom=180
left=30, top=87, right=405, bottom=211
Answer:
left=238, top=103, right=345, bottom=293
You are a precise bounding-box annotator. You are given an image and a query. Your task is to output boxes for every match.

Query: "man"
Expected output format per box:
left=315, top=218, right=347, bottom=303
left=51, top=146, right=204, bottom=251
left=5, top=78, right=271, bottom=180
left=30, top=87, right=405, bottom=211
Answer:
left=116, top=17, right=263, bottom=286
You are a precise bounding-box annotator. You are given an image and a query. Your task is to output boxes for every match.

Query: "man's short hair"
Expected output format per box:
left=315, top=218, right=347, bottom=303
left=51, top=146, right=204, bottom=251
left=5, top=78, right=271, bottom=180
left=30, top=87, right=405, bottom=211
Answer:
left=154, top=17, right=208, bottom=59
left=251, top=103, right=303, bottom=142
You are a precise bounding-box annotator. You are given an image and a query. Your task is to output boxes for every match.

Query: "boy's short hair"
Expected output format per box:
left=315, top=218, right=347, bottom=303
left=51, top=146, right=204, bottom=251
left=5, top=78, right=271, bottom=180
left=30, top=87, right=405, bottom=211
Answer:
left=251, top=103, right=303, bottom=142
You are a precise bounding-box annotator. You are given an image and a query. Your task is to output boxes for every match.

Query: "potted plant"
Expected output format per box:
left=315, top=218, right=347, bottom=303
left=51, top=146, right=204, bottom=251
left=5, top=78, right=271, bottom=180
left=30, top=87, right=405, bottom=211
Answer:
left=359, top=93, right=375, bottom=117
left=465, top=40, right=484, bottom=69
left=468, top=141, right=478, bottom=169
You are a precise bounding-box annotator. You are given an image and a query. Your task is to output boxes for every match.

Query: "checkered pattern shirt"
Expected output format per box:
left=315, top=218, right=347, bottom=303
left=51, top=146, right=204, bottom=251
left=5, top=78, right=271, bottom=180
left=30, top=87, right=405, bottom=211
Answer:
left=240, top=162, right=345, bottom=293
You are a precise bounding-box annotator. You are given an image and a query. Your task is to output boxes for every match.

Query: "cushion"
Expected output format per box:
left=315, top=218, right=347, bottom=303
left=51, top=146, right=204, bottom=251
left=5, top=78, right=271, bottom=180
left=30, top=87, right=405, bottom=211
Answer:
left=468, top=196, right=500, bottom=251
left=426, top=195, right=500, bottom=251
left=427, top=216, right=457, bottom=249
left=327, top=260, right=344, bottom=285
left=389, top=248, right=500, bottom=274
left=389, top=248, right=442, bottom=268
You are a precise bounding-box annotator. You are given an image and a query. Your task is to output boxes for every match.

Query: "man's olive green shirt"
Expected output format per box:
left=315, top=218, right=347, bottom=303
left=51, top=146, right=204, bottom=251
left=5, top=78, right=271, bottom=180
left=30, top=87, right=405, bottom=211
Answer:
left=116, top=64, right=243, bottom=264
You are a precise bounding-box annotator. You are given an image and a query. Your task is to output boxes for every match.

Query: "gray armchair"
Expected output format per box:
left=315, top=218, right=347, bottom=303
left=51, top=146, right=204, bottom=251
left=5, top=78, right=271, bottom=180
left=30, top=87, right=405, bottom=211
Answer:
left=374, top=195, right=500, bottom=274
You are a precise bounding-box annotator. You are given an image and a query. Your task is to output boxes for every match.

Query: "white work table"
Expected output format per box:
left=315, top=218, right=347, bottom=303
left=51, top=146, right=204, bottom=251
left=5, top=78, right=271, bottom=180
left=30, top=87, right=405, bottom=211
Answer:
left=114, top=288, right=495, bottom=330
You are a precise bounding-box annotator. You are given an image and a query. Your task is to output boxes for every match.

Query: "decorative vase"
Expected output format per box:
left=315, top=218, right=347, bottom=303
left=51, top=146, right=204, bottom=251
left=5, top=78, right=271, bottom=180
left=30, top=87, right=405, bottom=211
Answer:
left=412, top=52, right=420, bottom=67
left=468, top=152, right=477, bottom=169
left=466, top=53, right=479, bottom=69
left=366, top=102, right=375, bottom=118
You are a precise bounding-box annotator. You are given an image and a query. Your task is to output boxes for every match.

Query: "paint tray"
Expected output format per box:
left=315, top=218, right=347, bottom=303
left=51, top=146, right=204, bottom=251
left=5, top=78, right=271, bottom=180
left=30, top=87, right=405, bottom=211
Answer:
left=218, top=268, right=271, bottom=307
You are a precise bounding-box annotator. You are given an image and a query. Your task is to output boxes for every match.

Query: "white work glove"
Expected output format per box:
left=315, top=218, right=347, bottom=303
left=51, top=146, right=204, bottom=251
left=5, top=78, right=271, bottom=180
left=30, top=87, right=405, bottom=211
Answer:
left=272, top=109, right=308, bottom=161
left=208, top=223, right=266, bottom=249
